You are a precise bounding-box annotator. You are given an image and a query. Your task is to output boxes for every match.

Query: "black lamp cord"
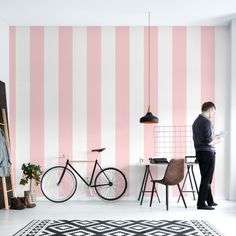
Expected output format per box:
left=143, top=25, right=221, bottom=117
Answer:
left=148, top=11, right=151, bottom=110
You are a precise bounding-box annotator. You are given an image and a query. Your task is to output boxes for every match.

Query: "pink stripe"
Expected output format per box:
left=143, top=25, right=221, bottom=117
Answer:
left=172, top=27, right=187, bottom=195
left=58, top=27, right=73, bottom=163
left=30, top=27, right=44, bottom=195
left=9, top=26, right=16, bottom=177
left=116, top=27, right=130, bottom=195
left=144, top=26, right=159, bottom=192
left=87, top=27, right=101, bottom=190
left=172, top=27, right=187, bottom=129
left=144, top=26, right=158, bottom=161
left=201, top=27, right=215, bottom=193
left=201, top=27, right=215, bottom=103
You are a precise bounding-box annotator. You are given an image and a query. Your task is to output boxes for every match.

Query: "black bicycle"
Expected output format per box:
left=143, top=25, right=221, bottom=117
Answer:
left=40, top=148, right=127, bottom=203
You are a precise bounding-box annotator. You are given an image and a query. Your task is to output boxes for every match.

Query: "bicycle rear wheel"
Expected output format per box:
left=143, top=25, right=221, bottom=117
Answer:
left=41, top=166, right=77, bottom=203
left=94, top=167, right=127, bottom=201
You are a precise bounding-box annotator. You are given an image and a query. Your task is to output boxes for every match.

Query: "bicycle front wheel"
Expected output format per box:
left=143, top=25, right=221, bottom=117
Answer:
left=94, top=167, right=127, bottom=201
left=41, top=166, right=77, bottom=203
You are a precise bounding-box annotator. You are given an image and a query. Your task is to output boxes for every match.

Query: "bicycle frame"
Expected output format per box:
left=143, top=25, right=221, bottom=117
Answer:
left=41, top=148, right=127, bottom=202
left=58, top=159, right=110, bottom=188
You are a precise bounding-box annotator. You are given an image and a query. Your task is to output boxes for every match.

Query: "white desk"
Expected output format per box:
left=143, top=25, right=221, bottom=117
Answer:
left=138, top=162, right=168, bottom=205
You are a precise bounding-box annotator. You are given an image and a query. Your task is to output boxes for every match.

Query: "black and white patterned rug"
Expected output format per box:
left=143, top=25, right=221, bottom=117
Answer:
left=13, top=220, right=223, bottom=236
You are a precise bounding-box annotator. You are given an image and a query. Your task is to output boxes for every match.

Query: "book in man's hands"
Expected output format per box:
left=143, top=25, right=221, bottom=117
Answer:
left=210, top=131, right=227, bottom=145
left=214, top=131, right=226, bottom=140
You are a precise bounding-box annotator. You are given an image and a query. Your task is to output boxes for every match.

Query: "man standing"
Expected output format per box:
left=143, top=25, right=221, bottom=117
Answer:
left=192, top=101, right=220, bottom=210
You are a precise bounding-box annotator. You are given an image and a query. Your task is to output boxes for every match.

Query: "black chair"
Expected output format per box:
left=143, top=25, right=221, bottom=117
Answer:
left=150, top=159, right=187, bottom=210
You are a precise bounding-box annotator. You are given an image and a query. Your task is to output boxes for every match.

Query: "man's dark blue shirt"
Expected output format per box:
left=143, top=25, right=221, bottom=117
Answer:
left=192, top=114, right=215, bottom=152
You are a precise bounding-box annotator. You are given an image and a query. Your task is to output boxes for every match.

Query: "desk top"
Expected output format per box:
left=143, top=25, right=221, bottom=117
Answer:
left=185, top=162, right=198, bottom=165
left=138, top=162, right=169, bottom=166
left=138, top=161, right=197, bottom=166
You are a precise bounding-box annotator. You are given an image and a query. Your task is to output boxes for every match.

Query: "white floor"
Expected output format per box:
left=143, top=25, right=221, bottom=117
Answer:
left=0, top=198, right=235, bottom=236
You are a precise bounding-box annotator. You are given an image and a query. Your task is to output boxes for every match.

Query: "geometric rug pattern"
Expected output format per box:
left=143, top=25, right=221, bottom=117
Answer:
left=13, top=220, right=224, bottom=236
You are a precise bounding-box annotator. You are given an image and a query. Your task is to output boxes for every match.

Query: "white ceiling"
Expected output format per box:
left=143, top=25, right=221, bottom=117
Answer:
left=0, top=0, right=236, bottom=26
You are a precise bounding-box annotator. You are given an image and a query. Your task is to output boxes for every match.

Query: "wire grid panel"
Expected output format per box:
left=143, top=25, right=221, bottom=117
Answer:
left=154, top=126, right=195, bottom=159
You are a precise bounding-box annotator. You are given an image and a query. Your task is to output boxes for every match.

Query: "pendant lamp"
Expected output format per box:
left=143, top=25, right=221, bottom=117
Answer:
left=140, top=12, right=159, bottom=124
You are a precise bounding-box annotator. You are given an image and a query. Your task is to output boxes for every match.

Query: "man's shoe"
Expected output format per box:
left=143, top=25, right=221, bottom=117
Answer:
left=208, top=202, right=218, bottom=207
left=197, top=205, right=215, bottom=210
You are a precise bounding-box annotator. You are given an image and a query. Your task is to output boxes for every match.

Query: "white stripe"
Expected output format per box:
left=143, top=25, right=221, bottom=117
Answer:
left=186, top=27, right=201, bottom=126
left=215, top=26, right=228, bottom=198
left=0, top=21, right=9, bottom=105
left=101, top=27, right=116, bottom=168
left=129, top=26, right=144, bottom=199
left=186, top=27, right=201, bottom=158
left=44, top=27, right=59, bottom=170
left=156, top=27, right=173, bottom=196
left=73, top=27, right=87, bottom=160
left=185, top=27, right=202, bottom=189
left=15, top=27, right=30, bottom=195
left=158, top=27, right=172, bottom=126
left=229, top=21, right=236, bottom=200
left=73, top=27, right=87, bottom=199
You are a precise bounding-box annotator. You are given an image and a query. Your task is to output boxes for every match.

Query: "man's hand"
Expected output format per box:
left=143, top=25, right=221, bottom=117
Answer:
left=209, top=136, right=223, bottom=146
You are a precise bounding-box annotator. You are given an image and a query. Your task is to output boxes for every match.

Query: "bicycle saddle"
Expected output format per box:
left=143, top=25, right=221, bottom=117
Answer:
left=92, top=148, right=106, bottom=152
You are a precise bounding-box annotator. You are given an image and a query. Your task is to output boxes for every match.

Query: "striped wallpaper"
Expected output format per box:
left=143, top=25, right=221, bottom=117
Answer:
left=9, top=26, right=228, bottom=199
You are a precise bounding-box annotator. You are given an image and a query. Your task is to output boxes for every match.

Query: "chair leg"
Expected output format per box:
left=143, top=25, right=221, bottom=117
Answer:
left=154, top=186, right=161, bottom=203
left=150, top=182, right=156, bottom=207
left=177, top=165, right=189, bottom=203
left=166, top=185, right=169, bottom=211
left=149, top=169, right=160, bottom=203
left=177, top=184, right=187, bottom=208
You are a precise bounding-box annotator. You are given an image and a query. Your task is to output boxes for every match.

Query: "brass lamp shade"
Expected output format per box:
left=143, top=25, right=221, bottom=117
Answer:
left=140, top=106, right=159, bottom=124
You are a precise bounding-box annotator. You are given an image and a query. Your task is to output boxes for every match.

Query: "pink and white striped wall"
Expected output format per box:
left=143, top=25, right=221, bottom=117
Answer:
left=9, top=26, right=228, bottom=200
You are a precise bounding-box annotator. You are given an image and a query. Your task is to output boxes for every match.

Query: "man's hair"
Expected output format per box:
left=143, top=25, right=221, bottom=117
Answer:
left=201, top=101, right=216, bottom=112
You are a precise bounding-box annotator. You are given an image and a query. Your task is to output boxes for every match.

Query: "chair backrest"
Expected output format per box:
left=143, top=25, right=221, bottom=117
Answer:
left=162, top=159, right=184, bottom=185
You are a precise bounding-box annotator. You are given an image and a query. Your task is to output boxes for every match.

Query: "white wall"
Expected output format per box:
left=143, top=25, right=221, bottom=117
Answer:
left=228, top=20, right=236, bottom=200
left=0, top=19, right=9, bottom=105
